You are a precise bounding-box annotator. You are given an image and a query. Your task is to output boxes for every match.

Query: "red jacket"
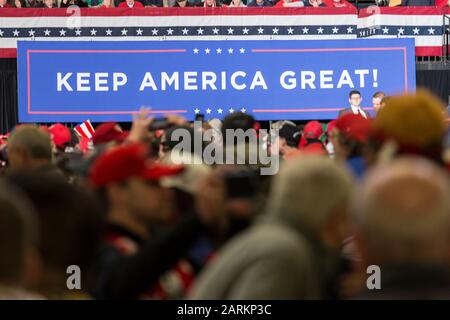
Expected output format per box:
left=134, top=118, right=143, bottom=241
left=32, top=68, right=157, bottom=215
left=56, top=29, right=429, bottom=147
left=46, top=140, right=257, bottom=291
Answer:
left=118, top=0, right=144, bottom=7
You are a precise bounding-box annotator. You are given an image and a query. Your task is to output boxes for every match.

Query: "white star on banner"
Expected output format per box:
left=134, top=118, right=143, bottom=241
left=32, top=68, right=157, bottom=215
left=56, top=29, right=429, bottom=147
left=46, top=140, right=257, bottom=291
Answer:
left=167, top=28, right=174, bottom=35
left=216, top=48, right=222, bottom=54
left=332, top=27, right=339, bottom=34
left=317, top=27, right=324, bottom=34
left=136, top=28, right=143, bottom=36
left=228, top=48, right=234, bottom=54
left=90, top=29, right=97, bottom=36
left=397, top=27, right=404, bottom=35
left=229, top=108, right=235, bottom=114
left=413, top=27, right=420, bottom=35
left=242, top=27, right=249, bottom=35
left=74, top=29, right=81, bottom=36
left=347, top=26, right=353, bottom=34
left=0, top=30, right=4, bottom=37
left=182, top=28, right=189, bottom=35
left=212, top=27, right=219, bottom=34
left=239, top=48, right=245, bottom=54
left=28, top=29, right=35, bottom=37
left=257, top=27, right=264, bottom=34
left=272, top=27, right=279, bottom=34
left=206, top=108, right=211, bottom=114
left=240, top=108, right=246, bottom=113
left=13, top=29, right=20, bottom=37
left=428, top=27, right=435, bottom=34
left=106, top=29, right=113, bottom=36
left=382, top=27, right=389, bottom=34
left=121, top=28, right=128, bottom=36
left=287, top=27, right=294, bottom=34
left=197, top=28, right=204, bottom=35
left=59, top=29, right=66, bottom=36
left=217, top=108, right=223, bottom=114
left=193, top=48, right=199, bottom=54
left=205, top=48, right=211, bottom=54
left=302, top=27, right=309, bottom=34
left=194, top=108, right=200, bottom=114
left=152, top=28, right=158, bottom=35
left=227, top=27, right=234, bottom=35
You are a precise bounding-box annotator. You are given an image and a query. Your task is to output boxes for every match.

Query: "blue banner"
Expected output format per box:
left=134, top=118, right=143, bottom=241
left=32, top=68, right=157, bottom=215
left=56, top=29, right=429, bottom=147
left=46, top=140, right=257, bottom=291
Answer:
left=17, top=38, right=416, bottom=123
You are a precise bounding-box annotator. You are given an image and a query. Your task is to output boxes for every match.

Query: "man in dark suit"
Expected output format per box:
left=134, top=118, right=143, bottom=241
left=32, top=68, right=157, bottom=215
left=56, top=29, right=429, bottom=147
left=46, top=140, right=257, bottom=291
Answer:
left=338, top=90, right=369, bottom=119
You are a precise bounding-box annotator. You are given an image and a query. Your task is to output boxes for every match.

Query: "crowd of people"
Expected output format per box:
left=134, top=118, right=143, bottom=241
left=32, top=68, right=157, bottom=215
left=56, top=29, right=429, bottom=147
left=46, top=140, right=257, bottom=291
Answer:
left=0, top=0, right=337, bottom=8
left=1, top=88, right=450, bottom=300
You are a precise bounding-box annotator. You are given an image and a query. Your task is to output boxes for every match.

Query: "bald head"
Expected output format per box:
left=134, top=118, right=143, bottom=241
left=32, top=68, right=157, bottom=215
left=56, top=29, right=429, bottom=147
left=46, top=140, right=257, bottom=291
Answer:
left=7, top=125, right=53, bottom=170
left=355, top=157, right=450, bottom=265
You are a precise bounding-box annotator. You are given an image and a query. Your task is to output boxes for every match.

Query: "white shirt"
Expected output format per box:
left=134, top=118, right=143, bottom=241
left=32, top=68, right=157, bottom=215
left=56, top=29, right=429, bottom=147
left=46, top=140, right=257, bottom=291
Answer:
left=350, top=105, right=368, bottom=119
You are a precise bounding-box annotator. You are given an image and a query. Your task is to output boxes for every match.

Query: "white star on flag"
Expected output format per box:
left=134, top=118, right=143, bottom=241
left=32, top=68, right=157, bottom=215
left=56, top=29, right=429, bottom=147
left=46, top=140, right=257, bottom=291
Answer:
left=194, top=108, right=200, bottom=114
left=136, top=28, right=143, bottom=36
left=257, top=27, right=264, bottom=34
left=216, top=48, right=222, bottom=54
left=242, top=27, right=249, bottom=35
left=287, top=27, right=294, bottom=34
left=413, top=27, right=420, bottom=35
left=13, top=29, right=20, bottom=37
left=332, top=27, right=339, bottom=34
left=59, top=29, right=66, bottom=36
left=167, top=28, right=174, bottom=35
left=28, top=29, right=35, bottom=37
left=397, top=27, right=404, bottom=35
left=272, top=27, right=279, bottom=34
left=197, top=28, right=204, bottom=35
left=121, top=29, right=128, bottom=36
left=229, top=108, right=235, bottom=114
left=106, top=29, right=113, bottom=36
left=206, top=108, right=212, bottom=114
left=228, top=48, right=234, bottom=54
left=152, top=28, right=158, bottom=35
left=302, top=27, right=309, bottom=34
left=212, top=27, right=219, bottom=35
left=239, top=48, right=245, bottom=54
left=193, top=48, right=199, bottom=54
left=347, top=27, right=353, bottom=34
left=227, top=27, right=234, bottom=35
left=317, top=27, right=324, bottom=34
left=90, top=29, right=97, bottom=36
left=240, top=108, right=246, bottom=113
left=217, top=108, right=223, bottom=114
left=428, top=27, right=435, bottom=34
left=0, top=30, right=4, bottom=37
left=382, top=27, right=389, bottom=34
left=74, top=29, right=81, bottom=36
left=205, top=48, right=211, bottom=54
left=182, top=28, right=189, bottom=35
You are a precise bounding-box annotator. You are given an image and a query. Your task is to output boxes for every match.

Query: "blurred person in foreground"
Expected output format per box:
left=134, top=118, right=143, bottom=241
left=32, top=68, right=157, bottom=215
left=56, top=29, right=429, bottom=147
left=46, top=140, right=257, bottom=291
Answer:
left=190, top=156, right=353, bottom=299
left=270, top=123, right=301, bottom=159
left=368, top=90, right=446, bottom=166
left=351, top=157, right=450, bottom=299
left=7, top=173, right=104, bottom=299
left=331, top=113, right=371, bottom=179
left=0, top=179, right=42, bottom=299
left=90, top=143, right=226, bottom=299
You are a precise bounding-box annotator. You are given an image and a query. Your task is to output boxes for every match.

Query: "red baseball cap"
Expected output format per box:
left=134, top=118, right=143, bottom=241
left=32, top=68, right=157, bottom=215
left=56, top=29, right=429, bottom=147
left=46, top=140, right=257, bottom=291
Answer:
left=334, top=113, right=371, bottom=143
left=93, top=122, right=129, bottom=146
left=303, top=121, right=324, bottom=139
left=89, top=143, right=184, bottom=188
left=49, top=123, right=71, bottom=149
